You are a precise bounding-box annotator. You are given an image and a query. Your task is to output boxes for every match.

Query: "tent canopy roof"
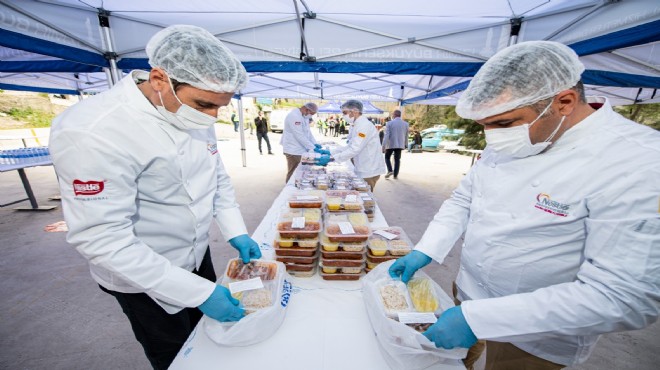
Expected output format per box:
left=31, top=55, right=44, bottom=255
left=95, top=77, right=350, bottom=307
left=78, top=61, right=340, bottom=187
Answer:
left=1, top=0, right=659, bottom=106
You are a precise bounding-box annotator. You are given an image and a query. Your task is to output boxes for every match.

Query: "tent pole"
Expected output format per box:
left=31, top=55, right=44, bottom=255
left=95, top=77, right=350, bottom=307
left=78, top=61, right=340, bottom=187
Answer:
left=508, top=18, right=523, bottom=47
left=237, top=97, right=247, bottom=167
left=103, top=68, right=115, bottom=88
left=98, top=9, right=122, bottom=84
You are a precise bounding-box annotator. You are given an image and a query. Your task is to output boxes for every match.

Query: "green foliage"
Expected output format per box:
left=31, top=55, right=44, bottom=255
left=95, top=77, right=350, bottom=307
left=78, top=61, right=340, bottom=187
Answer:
left=2, top=106, right=55, bottom=128
left=37, top=93, right=49, bottom=98
left=614, top=104, right=660, bottom=130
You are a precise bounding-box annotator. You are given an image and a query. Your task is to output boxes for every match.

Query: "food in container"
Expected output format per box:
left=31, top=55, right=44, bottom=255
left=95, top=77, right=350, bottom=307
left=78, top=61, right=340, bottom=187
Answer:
left=368, top=239, right=388, bottom=256
left=359, top=192, right=376, bottom=207
left=341, top=266, right=363, bottom=274
left=288, top=190, right=324, bottom=208
left=324, top=212, right=371, bottom=242
left=320, top=234, right=339, bottom=251
left=233, top=288, right=273, bottom=312
left=368, top=226, right=413, bottom=256
left=324, top=190, right=363, bottom=212
left=288, top=266, right=316, bottom=277
left=277, top=209, right=322, bottom=239
left=322, top=265, right=338, bottom=273
left=301, top=152, right=321, bottom=165
left=389, top=239, right=412, bottom=256
left=407, top=277, right=440, bottom=312
left=274, top=245, right=318, bottom=257
left=321, top=256, right=366, bottom=267
left=319, top=271, right=363, bottom=281
left=366, top=251, right=399, bottom=263
left=225, top=259, right=277, bottom=281
left=379, top=281, right=413, bottom=316
left=275, top=251, right=319, bottom=265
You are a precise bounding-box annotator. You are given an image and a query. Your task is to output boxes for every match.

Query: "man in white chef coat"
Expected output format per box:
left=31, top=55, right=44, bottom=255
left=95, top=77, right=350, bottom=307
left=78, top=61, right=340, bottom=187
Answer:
left=315, top=100, right=387, bottom=191
left=50, top=25, right=261, bottom=370
left=280, top=102, right=319, bottom=183
left=390, top=41, right=660, bottom=370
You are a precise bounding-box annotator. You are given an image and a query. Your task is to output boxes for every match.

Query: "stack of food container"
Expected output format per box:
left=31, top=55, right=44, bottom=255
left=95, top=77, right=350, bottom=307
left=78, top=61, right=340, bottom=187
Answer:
left=366, top=226, right=413, bottom=272
left=320, top=212, right=371, bottom=280
left=274, top=191, right=325, bottom=277
left=359, top=191, right=376, bottom=221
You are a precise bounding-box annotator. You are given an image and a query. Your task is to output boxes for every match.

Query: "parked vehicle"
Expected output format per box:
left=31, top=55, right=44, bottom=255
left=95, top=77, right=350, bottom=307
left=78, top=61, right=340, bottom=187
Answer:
left=268, top=109, right=289, bottom=133
left=412, top=127, right=465, bottom=151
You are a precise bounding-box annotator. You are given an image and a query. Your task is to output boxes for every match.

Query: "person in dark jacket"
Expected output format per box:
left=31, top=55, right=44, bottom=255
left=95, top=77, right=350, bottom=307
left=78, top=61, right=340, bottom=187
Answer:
left=255, top=111, right=273, bottom=155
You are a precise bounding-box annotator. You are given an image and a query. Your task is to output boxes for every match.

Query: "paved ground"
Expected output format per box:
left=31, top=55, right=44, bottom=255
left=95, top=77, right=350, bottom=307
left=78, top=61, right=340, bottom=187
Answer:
left=0, top=124, right=658, bottom=369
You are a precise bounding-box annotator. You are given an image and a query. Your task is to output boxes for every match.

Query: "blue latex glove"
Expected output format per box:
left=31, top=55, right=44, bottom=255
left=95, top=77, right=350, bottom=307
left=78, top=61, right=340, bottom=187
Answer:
left=314, top=143, right=322, bottom=150
left=314, top=147, right=331, bottom=155
left=228, top=234, right=262, bottom=263
left=314, top=154, right=331, bottom=166
left=423, top=306, right=478, bottom=349
left=198, top=285, right=245, bottom=322
left=388, top=250, right=432, bottom=283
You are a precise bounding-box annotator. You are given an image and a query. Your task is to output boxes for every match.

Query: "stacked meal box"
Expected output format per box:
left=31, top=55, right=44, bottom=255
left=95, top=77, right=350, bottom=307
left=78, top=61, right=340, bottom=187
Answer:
left=274, top=190, right=324, bottom=277
left=320, top=190, right=371, bottom=280
left=366, top=227, right=413, bottom=272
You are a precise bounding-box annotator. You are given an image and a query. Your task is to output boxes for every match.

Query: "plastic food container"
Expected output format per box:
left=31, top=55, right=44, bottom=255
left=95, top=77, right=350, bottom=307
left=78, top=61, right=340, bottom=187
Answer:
left=319, top=271, right=364, bottom=281
left=321, top=256, right=366, bottom=267
left=407, top=277, right=440, bottom=313
left=288, top=265, right=316, bottom=278
left=274, top=244, right=318, bottom=257
left=321, top=249, right=365, bottom=260
left=288, top=190, right=324, bottom=208
left=324, top=212, right=371, bottom=242
left=325, top=190, right=364, bottom=212
left=276, top=251, right=319, bottom=265
left=301, top=152, right=321, bottom=165
left=319, top=262, right=363, bottom=274
left=274, top=233, right=319, bottom=248
left=320, top=234, right=366, bottom=254
left=359, top=192, right=376, bottom=207
left=366, top=251, right=399, bottom=263
left=277, top=209, right=322, bottom=239
left=224, top=259, right=277, bottom=281
left=378, top=280, right=414, bottom=318
left=367, top=226, right=413, bottom=257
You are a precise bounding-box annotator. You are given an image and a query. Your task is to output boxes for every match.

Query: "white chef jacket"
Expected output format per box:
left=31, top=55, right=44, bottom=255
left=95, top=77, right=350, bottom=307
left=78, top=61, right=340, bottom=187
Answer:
left=49, top=71, right=249, bottom=314
left=415, top=98, right=660, bottom=365
left=280, top=108, right=317, bottom=155
left=331, top=116, right=387, bottom=178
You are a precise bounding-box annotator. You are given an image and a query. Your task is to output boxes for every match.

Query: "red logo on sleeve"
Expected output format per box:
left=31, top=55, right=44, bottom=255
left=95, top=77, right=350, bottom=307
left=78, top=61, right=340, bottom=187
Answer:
left=73, top=180, right=105, bottom=196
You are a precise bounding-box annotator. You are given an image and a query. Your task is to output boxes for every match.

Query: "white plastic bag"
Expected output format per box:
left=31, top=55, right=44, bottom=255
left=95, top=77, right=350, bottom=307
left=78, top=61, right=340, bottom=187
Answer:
left=362, top=260, right=468, bottom=370
left=204, top=260, right=293, bottom=346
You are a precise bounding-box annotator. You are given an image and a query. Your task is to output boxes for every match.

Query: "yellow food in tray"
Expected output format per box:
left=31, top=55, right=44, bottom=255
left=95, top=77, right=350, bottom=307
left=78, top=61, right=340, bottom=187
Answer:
left=408, top=278, right=439, bottom=312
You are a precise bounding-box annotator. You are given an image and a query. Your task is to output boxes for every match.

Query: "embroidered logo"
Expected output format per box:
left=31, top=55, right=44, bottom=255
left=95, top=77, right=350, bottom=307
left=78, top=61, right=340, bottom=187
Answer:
left=534, top=193, right=570, bottom=217
left=73, top=179, right=104, bottom=196
left=280, top=279, right=292, bottom=308
left=294, top=121, right=301, bottom=126
left=207, top=143, right=218, bottom=155
left=358, top=132, right=366, bottom=138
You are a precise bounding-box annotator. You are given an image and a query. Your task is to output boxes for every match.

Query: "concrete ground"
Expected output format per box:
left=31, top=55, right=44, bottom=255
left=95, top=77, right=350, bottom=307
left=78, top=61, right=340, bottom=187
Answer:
left=0, top=124, right=658, bottom=370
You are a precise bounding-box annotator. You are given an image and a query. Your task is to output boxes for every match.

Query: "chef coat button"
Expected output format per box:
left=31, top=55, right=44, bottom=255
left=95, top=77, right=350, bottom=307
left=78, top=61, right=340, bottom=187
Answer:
left=196, top=223, right=201, bottom=228
left=478, top=283, right=484, bottom=287
left=476, top=262, right=483, bottom=268
left=531, top=180, right=541, bottom=187
left=461, top=266, right=465, bottom=271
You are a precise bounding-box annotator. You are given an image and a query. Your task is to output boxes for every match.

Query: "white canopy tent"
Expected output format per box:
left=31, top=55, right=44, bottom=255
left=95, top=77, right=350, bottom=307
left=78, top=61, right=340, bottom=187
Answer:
left=0, top=0, right=658, bottom=166
left=0, top=0, right=658, bottom=105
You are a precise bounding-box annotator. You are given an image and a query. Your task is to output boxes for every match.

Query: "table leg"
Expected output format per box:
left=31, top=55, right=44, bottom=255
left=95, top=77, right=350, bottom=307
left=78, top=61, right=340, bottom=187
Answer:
left=14, top=168, right=57, bottom=211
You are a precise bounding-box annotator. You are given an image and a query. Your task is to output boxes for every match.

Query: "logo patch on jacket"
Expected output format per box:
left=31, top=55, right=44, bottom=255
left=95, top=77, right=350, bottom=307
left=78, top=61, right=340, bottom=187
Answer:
left=208, top=143, right=218, bottom=155
left=358, top=132, right=366, bottom=138
left=294, top=121, right=301, bottom=125
left=73, top=179, right=104, bottom=196
left=534, top=193, right=570, bottom=217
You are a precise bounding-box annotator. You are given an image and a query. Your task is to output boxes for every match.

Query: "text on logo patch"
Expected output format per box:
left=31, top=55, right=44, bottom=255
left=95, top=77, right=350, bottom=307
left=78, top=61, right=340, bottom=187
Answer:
left=534, top=193, right=570, bottom=217
left=73, top=179, right=105, bottom=196
left=358, top=132, right=366, bottom=138
left=207, top=143, right=218, bottom=155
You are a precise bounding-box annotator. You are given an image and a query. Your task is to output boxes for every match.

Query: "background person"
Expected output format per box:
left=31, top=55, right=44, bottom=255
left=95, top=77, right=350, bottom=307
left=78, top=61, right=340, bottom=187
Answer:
left=408, top=129, right=422, bottom=152
left=381, top=109, right=409, bottom=179
left=231, top=110, right=239, bottom=132
left=390, top=41, right=660, bottom=370
left=254, top=111, right=273, bottom=155
left=279, top=102, right=319, bottom=183
left=315, top=100, right=386, bottom=191
left=49, top=25, right=262, bottom=370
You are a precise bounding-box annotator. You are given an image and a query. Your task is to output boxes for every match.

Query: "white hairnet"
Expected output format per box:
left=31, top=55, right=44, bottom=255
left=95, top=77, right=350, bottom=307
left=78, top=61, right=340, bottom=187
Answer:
left=456, top=41, right=584, bottom=121
left=146, top=25, right=248, bottom=93
left=341, top=100, right=363, bottom=113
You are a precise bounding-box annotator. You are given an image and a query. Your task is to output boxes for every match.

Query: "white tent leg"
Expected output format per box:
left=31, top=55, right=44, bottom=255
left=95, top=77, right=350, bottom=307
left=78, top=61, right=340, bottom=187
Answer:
left=237, top=97, right=247, bottom=167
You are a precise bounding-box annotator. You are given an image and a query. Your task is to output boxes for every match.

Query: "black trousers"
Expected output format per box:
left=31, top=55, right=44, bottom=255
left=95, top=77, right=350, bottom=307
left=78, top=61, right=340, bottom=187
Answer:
left=257, top=131, right=272, bottom=153
left=385, top=148, right=403, bottom=177
left=100, top=248, right=216, bottom=370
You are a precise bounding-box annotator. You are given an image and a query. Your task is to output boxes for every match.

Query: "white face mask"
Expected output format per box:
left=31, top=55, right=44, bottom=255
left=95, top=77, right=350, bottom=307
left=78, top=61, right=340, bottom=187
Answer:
left=156, top=76, right=217, bottom=130
left=304, top=114, right=314, bottom=120
left=343, top=114, right=354, bottom=124
left=484, top=101, right=565, bottom=159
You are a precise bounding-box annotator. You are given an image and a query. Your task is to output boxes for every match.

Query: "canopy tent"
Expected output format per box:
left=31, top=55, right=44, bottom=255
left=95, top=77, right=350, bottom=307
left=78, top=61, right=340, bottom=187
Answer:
left=0, top=0, right=658, bottom=107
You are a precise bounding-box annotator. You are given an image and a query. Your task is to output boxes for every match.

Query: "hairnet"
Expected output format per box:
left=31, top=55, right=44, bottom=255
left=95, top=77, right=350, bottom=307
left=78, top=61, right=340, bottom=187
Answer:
left=303, top=102, right=318, bottom=113
left=456, top=41, right=584, bottom=121
left=146, top=25, right=248, bottom=93
left=341, top=100, right=363, bottom=113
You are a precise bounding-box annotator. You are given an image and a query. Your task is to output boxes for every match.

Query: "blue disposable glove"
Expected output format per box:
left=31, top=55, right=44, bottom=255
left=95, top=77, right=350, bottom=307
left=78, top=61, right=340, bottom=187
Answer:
left=388, top=250, right=432, bottom=283
left=314, top=154, right=331, bottom=166
left=228, top=234, right=262, bottom=263
left=314, top=143, right=322, bottom=150
left=198, top=285, right=245, bottom=322
left=314, top=147, right=331, bottom=155
left=423, top=306, right=478, bottom=349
